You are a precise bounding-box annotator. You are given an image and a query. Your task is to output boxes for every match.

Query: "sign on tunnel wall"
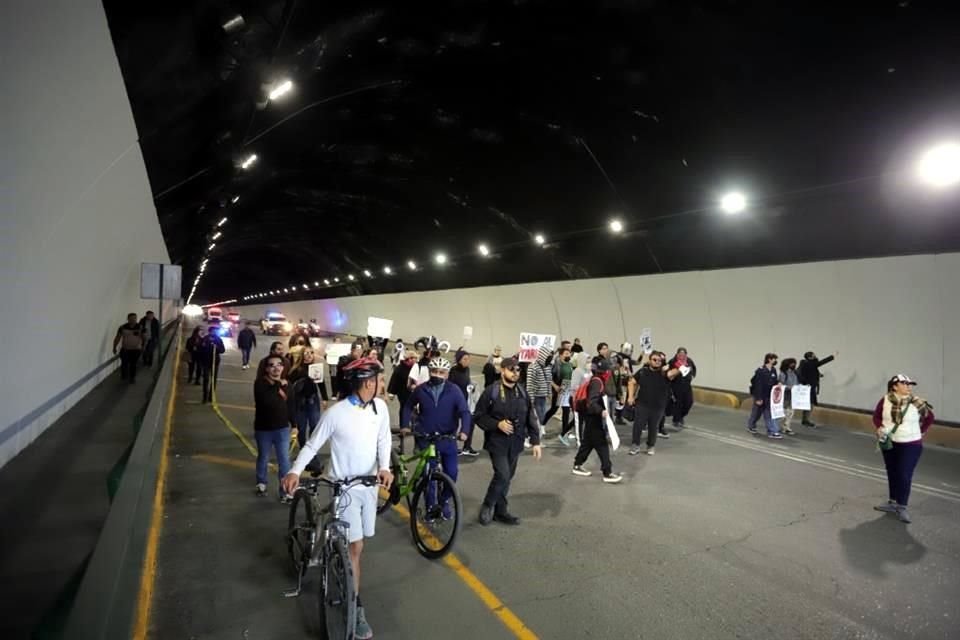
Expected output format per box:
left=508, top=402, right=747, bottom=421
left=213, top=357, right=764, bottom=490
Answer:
left=519, top=332, right=556, bottom=362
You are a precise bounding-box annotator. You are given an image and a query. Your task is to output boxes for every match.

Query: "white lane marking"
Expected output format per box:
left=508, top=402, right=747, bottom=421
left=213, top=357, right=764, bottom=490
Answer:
left=811, top=453, right=848, bottom=463
left=687, top=426, right=960, bottom=504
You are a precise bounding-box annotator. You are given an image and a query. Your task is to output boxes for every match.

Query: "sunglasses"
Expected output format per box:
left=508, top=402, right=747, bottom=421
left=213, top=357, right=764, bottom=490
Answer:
left=505, top=366, right=520, bottom=373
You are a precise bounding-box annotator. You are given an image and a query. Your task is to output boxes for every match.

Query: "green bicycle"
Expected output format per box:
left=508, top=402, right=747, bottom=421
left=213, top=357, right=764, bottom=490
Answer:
left=376, top=431, right=462, bottom=559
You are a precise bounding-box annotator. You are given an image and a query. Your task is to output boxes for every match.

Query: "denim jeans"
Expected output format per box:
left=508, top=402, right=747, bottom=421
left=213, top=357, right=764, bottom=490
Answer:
left=746, top=403, right=780, bottom=434
left=533, top=396, right=547, bottom=428
left=254, top=427, right=292, bottom=495
left=295, top=402, right=322, bottom=448
left=241, top=347, right=252, bottom=366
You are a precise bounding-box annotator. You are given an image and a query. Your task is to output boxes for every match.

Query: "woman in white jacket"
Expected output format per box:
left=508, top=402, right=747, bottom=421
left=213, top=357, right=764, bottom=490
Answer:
left=872, top=374, right=935, bottom=524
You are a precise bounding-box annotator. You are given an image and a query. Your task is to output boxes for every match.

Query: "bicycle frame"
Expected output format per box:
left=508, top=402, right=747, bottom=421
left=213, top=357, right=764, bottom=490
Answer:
left=391, top=440, right=438, bottom=502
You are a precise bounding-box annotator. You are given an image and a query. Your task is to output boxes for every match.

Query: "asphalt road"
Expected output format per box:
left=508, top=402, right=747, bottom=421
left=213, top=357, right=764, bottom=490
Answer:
left=150, top=333, right=960, bottom=639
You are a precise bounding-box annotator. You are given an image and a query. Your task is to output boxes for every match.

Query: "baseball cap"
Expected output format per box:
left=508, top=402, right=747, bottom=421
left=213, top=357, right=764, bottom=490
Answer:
left=500, top=357, right=520, bottom=370
left=592, top=356, right=612, bottom=373
left=889, top=374, right=917, bottom=386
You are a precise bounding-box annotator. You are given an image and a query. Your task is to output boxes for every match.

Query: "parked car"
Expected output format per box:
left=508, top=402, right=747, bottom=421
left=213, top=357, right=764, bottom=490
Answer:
left=261, top=312, right=292, bottom=336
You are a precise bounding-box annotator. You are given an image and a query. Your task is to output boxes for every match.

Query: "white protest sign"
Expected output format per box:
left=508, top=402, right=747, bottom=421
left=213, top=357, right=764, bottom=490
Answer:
left=463, top=325, right=473, bottom=340
left=519, top=332, right=556, bottom=363
left=770, top=384, right=786, bottom=420
left=603, top=397, right=621, bottom=451
left=325, top=342, right=352, bottom=365
left=640, top=328, right=653, bottom=354
left=366, top=316, right=393, bottom=339
left=791, top=385, right=812, bottom=411
left=308, top=363, right=325, bottom=383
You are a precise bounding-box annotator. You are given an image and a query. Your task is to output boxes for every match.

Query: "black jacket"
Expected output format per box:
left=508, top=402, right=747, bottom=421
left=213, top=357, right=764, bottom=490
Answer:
left=751, top=366, right=779, bottom=402
left=667, top=356, right=697, bottom=387
left=632, top=366, right=671, bottom=410
left=473, top=382, right=541, bottom=454
left=197, top=334, right=225, bottom=364
left=237, top=327, right=257, bottom=349
left=254, top=378, right=289, bottom=430
left=797, top=355, right=834, bottom=390
left=448, top=365, right=471, bottom=399
left=287, top=367, right=329, bottom=409
left=482, top=362, right=498, bottom=388
left=139, top=317, right=161, bottom=342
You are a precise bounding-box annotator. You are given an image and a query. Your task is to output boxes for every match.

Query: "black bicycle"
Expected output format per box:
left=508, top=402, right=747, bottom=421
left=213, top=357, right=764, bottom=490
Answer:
left=376, top=431, right=462, bottom=559
left=286, top=472, right=379, bottom=639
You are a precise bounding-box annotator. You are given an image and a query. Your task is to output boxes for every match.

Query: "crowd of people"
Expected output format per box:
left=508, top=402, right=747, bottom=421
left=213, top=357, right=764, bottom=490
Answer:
left=112, top=310, right=162, bottom=383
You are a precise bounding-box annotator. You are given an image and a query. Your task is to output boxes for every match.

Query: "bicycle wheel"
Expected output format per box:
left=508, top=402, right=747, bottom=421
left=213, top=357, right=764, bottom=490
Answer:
left=409, top=470, right=461, bottom=559
left=318, top=536, right=357, bottom=640
left=287, top=489, right=314, bottom=577
left=376, top=451, right=402, bottom=515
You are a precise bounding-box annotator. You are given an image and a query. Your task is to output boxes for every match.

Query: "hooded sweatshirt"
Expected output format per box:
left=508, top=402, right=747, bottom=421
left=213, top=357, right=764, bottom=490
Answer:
left=525, top=344, right=552, bottom=398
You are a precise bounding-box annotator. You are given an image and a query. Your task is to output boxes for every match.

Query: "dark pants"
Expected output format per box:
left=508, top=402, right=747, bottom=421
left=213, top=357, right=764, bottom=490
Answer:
left=187, top=356, right=201, bottom=383
left=201, top=360, right=220, bottom=403
left=747, top=402, right=779, bottom=434
left=574, top=415, right=612, bottom=475
left=544, top=388, right=560, bottom=423
left=632, top=405, right=666, bottom=448
left=120, top=349, right=140, bottom=381
left=142, top=339, right=157, bottom=366
left=241, top=346, right=253, bottom=366
left=421, top=438, right=459, bottom=507
left=483, top=446, right=520, bottom=515
left=882, top=442, right=923, bottom=506
left=672, top=385, right=693, bottom=424
left=559, top=407, right=573, bottom=436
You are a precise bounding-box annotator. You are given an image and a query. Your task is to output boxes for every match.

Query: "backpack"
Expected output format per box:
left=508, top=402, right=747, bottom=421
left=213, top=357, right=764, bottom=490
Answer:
left=574, top=377, right=600, bottom=412
left=749, top=370, right=759, bottom=396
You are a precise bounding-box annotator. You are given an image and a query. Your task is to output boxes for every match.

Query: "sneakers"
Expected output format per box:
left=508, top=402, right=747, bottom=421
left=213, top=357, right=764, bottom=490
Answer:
left=355, top=605, right=373, bottom=640
left=645, top=448, right=655, bottom=456
left=571, top=466, right=592, bottom=477
left=279, top=494, right=293, bottom=504
left=747, top=426, right=758, bottom=434
left=459, top=447, right=480, bottom=457
left=783, top=427, right=796, bottom=435
left=896, top=506, right=912, bottom=523
left=768, top=433, right=784, bottom=440
left=802, top=420, right=817, bottom=428
left=658, top=431, right=670, bottom=439
left=874, top=500, right=898, bottom=514
left=628, top=446, right=642, bottom=456
left=255, top=483, right=267, bottom=497
left=524, top=438, right=532, bottom=449
left=602, top=473, right=623, bottom=484
left=557, top=433, right=571, bottom=447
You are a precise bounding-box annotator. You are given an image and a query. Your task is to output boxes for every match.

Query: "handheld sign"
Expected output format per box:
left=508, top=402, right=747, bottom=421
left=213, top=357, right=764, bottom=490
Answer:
left=325, top=342, right=352, bottom=365
left=791, top=385, right=812, bottom=411
left=366, top=316, right=394, bottom=339
left=640, top=328, right=653, bottom=355
left=519, top=332, right=556, bottom=363
left=308, top=363, right=325, bottom=383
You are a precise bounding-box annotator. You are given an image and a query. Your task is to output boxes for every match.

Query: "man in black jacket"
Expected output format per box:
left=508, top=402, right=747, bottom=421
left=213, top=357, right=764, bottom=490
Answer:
left=449, top=349, right=479, bottom=457
left=139, top=311, right=161, bottom=367
left=747, top=353, right=782, bottom=438
left=198, top=326, right=226, bottom=404
left=237, top=323, right=257, bottom=369
left=667, top=347, right=697, bottom=427
left=473, top=357, right=542, bottom=525
left=797, top=350, right=838, bottom=427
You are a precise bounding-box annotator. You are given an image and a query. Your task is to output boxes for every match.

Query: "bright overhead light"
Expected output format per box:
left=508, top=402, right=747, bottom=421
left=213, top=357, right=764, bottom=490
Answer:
left=407, top=260, right=417, bottom=270
left=221, top=14, right=245, bottom=34
left=217, top=217, right=228, bottom=227
left=302, top=284, right=308, bottom=289
left=534, top=233, right=546, bottom=246
left=231, top=195, right=240, bottom=204
left=240, top=153, right=257, bottom=170
left=184, top=304, right=203, bottom=317
left=348, top=274, right=356, bottom=281
left=435, top=253, right=447, bottom=265
left=324, top=279, right=331, bottom=285
left=314, top=281, right=319, bottom=286
left=363, top=269, right=373, bottom=277
left=208, top=243, right=216, bottom=251
left=334, top=277, right=340, bottom=283
left=609, top=219, right=624, bottom=233
left=212, top=231, right=222, bottom=240
left=478, top=243, right=490, bottom=257
left=383, top=266, right=393, bottom=275
left=917, top=142, right=960, bottom=188
left=720, top=192, right=747, bottom=214
left=270, top=290, right=275, bottom=295
left=268, top=79, right=294, bottom=101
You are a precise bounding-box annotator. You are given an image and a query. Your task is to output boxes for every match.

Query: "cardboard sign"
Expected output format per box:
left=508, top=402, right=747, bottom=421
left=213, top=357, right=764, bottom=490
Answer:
left=639, top=328, right=653, bottom=354
left=308, top=363, right=325, bottom=383
left=519, top=332, right=556, bottom=363
left=366, top=316, right=394, bottom=339
left=325, top=342, right=352, bottom=365
left=770, top=384, right=786, bottom=420
left=603, top=397, right=621, bottom=451
left=791, top=385, right=812, bottom=411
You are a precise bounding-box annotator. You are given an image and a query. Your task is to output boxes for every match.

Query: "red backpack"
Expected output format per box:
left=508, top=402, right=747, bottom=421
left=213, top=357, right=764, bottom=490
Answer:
left=573, top=377, right=600, bottom=412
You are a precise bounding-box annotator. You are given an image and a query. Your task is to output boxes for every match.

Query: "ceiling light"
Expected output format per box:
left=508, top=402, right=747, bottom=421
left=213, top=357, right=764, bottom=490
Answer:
left=917, top=142, right=960, bottom=188
left=217, top=217, right=228, bottom=227
left=268, top=79, right=293, bottom=101
left=348, top=274, right=356, bottom=281
left=434, top=253, right=447, bottom=265
left=534, top=233, right=546, bottom=245
left=609, top=219, right=624, bottom=233
left=221, top=14, right=245, bottom=34
left=283, top=288, right=289, bottom=293
left=314, top=281, right=319, bottom=286
left=407, top=260, right=418, bottom=270
left=720, top=192, right=747, bottom=214
left=212, top=231, right=222, bottom=240
left=363, top=270, right=373, bottom=277
left=302, top=284, right=308, bottom=289
left=240, top=153, right=257, bottom=170
left=231, top=196, right=239, bottom=204
left=478, top=243, right=490, bottom=257
left=383, top=266, right=393, bottom=275
left=324, top=279, right=330, bottom=285
left=334, top=277, right=340, bottom=283
left=208, top=243, right=216, bottom=251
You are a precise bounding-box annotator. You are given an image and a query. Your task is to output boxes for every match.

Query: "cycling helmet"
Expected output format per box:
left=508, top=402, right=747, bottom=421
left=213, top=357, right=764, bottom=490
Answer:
left=341, top=356, right=384, bottom=380
left=427, top=356, right=451, bottom=371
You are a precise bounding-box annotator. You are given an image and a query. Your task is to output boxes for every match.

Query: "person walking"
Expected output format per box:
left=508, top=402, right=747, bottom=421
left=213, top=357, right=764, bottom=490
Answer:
left=185, top=327, right=203, bottom=385
left=387, top=349, right=417, bottom=409
left=552, top=347, right=575, bottom=446
left=668, top=347, right=697, bottom=427
left=626, top=351, right=680, bottom=456
left=571, top=358, right=623, bottom=482
left=237, top=322, right=257, bottom=369
left=797, top=350, right=838, bottom=427
left=525, top=344, right=552, bottom=430
left=253, top=355, right=293, bottom=499
left=449, top=349, right=480, bottom=457
left=139, top=310, right=161, bottom=367
left=287, top=347, right=329, bottom=469
left=872, top=374, right=935, bottom=524
left=473, top=357, right=543, bottom=525
left=197, top=326, right=225, bottom=404
left=568, top=352, right=592, bottom=444
left=747, top=353, right=782, bottom=439
left=336, top=341, right=364, bottom=398
left=113, top=313, right=144, bottom=384
left=778, top=358, right=799, bottom=435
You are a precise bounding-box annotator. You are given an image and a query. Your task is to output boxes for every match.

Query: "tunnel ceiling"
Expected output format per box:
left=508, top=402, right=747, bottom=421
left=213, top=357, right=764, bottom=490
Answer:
left=103, top=0, right=960, bottom=304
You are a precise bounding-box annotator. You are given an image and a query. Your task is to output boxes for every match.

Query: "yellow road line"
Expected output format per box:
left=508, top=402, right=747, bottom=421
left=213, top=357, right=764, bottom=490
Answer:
left=132, top=331, right=182, bottom=640
left=213, top=401, right=256, bottom=412
left=213, top=377, right=250, bottom=384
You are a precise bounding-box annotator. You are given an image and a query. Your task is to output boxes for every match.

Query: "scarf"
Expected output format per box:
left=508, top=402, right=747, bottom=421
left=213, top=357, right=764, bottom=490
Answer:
left=674, top=353, right=688, bottom=368
left=887, top=392, right=931, bottom=426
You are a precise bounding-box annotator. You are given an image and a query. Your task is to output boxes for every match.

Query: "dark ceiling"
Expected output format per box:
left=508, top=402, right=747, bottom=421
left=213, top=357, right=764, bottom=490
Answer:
left=104, top=0, right=960, bottom=304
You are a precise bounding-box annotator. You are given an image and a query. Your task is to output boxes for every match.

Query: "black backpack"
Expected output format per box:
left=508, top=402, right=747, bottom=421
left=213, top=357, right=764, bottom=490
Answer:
left=749, top=370, right=759, bottom=396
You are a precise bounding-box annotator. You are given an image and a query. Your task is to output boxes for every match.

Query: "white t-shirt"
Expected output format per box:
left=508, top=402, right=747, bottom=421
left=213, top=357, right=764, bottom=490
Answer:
left=290, top=397, right=391, bottom=480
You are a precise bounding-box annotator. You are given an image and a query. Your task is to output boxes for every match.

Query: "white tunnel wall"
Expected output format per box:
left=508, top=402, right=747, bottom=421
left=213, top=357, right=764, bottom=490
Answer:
left=233, top=252, right=959, bottom=422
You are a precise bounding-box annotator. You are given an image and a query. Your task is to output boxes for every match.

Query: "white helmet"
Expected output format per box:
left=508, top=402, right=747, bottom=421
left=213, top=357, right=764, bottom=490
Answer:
left=428, top=357, right=451, bottom=371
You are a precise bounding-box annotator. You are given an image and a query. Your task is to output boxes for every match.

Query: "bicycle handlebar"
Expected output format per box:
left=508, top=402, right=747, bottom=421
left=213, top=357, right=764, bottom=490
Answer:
left=316, top=475, right=379, bottom=489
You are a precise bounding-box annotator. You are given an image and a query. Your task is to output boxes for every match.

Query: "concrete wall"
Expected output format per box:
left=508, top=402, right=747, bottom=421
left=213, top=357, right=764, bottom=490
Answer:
left=233, top=253, right=960, bottom=422
left=0, top=0, right=172, bottom=467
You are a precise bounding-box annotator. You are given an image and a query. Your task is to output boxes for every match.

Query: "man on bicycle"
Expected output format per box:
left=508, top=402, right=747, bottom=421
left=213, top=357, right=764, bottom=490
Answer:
left=399, top=356, right=472, bottom=520
left=282, top=357, right=393, bottom=640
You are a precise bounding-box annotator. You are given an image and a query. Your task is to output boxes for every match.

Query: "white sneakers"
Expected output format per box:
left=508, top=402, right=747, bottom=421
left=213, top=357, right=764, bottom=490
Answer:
left=571, top=466, right=591, bottom=477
